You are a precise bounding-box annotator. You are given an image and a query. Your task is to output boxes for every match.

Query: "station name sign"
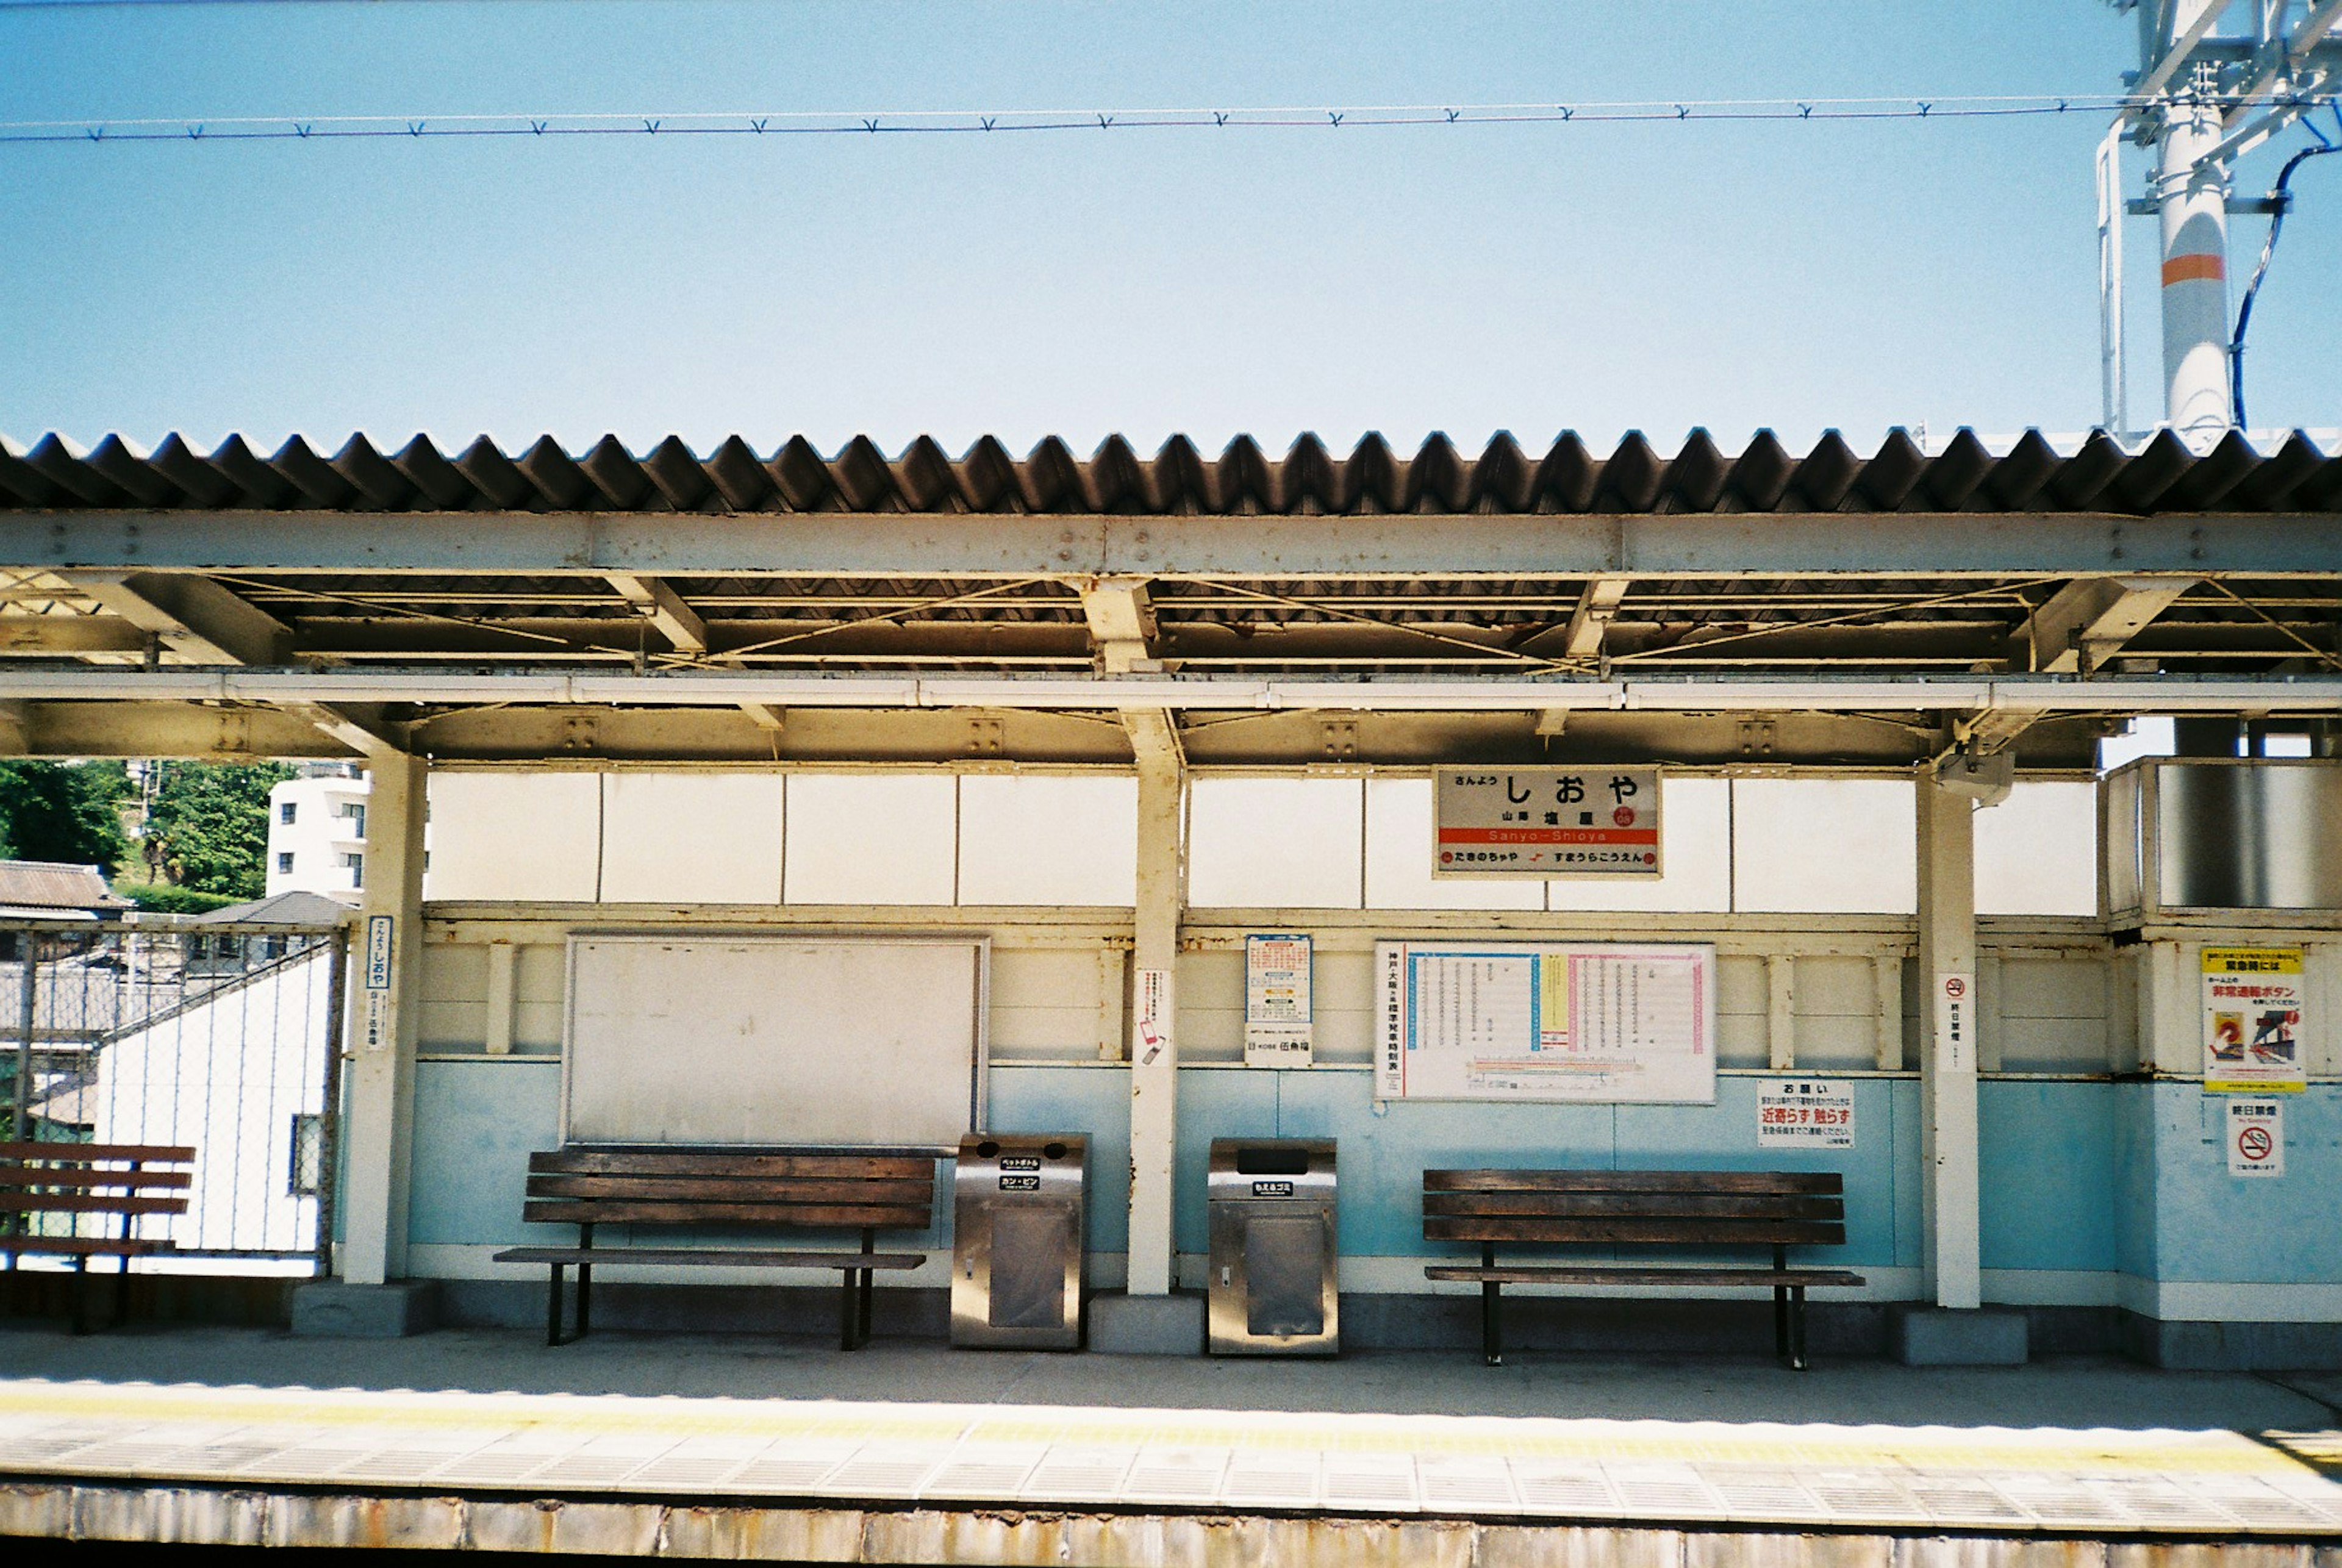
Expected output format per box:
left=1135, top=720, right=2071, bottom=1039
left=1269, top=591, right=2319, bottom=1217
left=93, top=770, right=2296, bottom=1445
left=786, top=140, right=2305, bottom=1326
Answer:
left=1433, top=767, right=1662, bottom=877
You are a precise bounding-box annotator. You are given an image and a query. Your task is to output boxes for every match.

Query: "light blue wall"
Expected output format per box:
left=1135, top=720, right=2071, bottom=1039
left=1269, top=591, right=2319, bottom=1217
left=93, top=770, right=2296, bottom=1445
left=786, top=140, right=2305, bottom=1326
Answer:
left=404, top=1058, right=2342, bottom=1295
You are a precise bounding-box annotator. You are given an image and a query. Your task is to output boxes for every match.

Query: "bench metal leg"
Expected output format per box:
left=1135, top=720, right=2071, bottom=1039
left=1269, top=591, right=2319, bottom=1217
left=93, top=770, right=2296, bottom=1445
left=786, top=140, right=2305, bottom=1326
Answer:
left=1773, top=1284, right=1789, bottom=1361
left=1480, top=1242, right=1503, bottom=1367
left=838, top=1270, right=861, bottom=1351
left=70, top=1256, right=88, bottom=1336
left=546, top=1262, right=566, bottom=1347
left=1790, top=1286, right=1809, bottom=1372
left=575, top=1262, right=593, bottom=1340
left=853, top=1228, right=876, bottom=1348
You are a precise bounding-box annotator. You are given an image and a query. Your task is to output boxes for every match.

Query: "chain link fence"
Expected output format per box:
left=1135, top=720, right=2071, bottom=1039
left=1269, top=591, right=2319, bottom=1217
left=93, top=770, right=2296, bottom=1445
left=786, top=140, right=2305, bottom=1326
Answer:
left=3, top=917, right=346, bottom=1275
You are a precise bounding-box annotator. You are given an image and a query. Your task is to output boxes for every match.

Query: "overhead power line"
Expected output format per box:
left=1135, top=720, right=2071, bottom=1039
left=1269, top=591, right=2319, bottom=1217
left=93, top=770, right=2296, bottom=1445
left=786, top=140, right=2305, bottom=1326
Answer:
left=6, top=93, right=2337, bottom=148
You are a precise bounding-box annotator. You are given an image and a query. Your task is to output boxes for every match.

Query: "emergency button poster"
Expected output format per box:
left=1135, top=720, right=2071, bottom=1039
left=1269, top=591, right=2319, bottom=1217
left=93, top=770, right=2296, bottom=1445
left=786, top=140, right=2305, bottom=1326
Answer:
left=2202, top=947, right=2306, bottom=1094
left=1434, top=767, right=1661, bottom=877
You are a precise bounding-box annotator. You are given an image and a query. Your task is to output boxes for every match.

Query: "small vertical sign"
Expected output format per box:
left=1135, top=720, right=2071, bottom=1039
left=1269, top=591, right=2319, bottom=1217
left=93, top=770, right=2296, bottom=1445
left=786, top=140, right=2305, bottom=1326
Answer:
left=1134, top=967, right=1171, bottom=1067
left=362, top=914, right=393, bottom=1053
left=1934, top=972, right=1974, bottom=1073
left=2227, top=1100, right=2284, bottom=1178
left=1244, top=933, right=1314, bottom=1068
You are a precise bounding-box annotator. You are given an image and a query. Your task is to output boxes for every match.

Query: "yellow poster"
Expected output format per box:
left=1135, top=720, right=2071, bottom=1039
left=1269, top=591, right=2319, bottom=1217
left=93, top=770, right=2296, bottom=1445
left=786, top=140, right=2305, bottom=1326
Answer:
left=2202, top=947, right=2306, bottom=1094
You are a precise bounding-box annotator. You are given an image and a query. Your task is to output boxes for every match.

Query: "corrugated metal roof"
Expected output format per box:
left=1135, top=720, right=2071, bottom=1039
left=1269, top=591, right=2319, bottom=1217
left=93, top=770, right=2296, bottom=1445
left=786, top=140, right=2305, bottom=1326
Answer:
left=4, top=428, right=2339, bottom=517
left=0, top=861, right=127, bottom=911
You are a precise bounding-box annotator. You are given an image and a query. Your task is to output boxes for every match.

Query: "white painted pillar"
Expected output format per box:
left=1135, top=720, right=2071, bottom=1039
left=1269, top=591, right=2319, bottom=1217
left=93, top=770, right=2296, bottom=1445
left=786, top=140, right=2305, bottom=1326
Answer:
left=338, top=754, right=427, bottom=1285
left=1916, top=773, right=1982, bottom=1311
left=2157, top=9, right=2233, bottom=445
left=1124, top=719, right=1185, bottom=1295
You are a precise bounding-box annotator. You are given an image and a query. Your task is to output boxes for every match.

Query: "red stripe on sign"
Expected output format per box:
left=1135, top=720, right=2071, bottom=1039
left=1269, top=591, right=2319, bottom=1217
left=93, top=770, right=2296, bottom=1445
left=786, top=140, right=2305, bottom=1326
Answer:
left=2161, top=252, right=2225, bottom=285
left=1437, top=828, right=1661, bottom=845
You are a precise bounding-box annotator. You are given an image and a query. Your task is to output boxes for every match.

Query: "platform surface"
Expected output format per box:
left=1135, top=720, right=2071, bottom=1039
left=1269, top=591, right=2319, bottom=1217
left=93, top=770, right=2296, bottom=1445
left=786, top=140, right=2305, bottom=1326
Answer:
left=2, top=1326, right=2340, bottom=1539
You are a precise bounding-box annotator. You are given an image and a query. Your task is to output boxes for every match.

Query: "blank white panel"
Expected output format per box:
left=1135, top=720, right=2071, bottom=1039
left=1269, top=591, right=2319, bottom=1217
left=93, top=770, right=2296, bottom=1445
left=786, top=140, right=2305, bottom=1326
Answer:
left=1732, top=779, right=1917, bottom=913
left=421, top=772, right=599, bottom=903
left=1364, top=779, right=1542, bottom=909
left=958, top=775, right=1137, bottom=906
left=565, top=935, right=983, bottom=1145
left=784, top=774, right=957, bottom=905
left=1546, top=777, right=1733, bottom=912
left=1975, top=781, right=2098, bottom=916
left=599, top=774, right=784, bottom=904
left=1188, top=778, right=1363, bottom=909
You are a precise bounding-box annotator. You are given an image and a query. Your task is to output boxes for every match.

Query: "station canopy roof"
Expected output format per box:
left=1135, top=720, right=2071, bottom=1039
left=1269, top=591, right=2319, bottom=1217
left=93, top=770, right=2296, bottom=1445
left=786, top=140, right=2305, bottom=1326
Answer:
left=2, top=426, right=2338, bottom=773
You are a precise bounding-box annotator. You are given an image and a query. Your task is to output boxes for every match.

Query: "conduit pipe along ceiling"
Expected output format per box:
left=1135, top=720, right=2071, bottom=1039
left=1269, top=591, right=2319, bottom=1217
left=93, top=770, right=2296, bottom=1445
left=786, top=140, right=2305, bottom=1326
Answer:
left=1, top=427, right=2337, bottom=770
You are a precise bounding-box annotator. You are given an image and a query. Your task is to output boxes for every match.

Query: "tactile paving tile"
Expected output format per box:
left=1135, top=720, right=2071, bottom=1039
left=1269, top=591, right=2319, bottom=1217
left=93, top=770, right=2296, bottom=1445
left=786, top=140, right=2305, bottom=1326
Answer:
left=1801, top=1467, right=1929, bottom=1525
left=1604, top=1462, right=1722, bottom=1518
left=1320, top=1454, right=1420, bottom=1513
left=2181, top=1476, right=2342, bottom=1532
left=623, top=1439, right=770, bottom=1491
left=1903, top=1472, right=2035, bottom=1528
left=728, top=1444, right=853, bottom=1495
left=1119, top=1446, right=1230, bottom=1506
left=1509, top=1459, right=1617, bottom=1515
left=436, top=1434, right=590, bottom=1486
left=921, top=1445, right=1045, bottom=1502
left=1019, top=1445, right=1137, bottom=1504
left=1417, top=1456, right=1519, bottom=1513
left=818, top=1445, right=950, bottom=1498
left=1220, top=1448, right=1322, bottom=1509
left=1701, top=1466, right=1832, bottom=1522
left=1988, top=1472, right=2142, bottom=1530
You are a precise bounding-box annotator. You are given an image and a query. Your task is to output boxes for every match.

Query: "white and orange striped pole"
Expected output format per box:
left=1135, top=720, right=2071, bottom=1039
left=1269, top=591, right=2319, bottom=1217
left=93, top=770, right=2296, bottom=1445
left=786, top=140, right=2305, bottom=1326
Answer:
left=2155, top=13, right=2233, bottom=446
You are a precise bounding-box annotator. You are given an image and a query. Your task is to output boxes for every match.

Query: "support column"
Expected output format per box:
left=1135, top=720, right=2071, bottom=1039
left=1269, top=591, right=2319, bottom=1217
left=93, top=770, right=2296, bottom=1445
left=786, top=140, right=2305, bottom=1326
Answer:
left=1124, top=715, right=1184, bottom=1296
left=1916, top=772, right=1980, bottom=1309
left=1894, top=768, right=2025, bottom=1365
left=2157, top=9, right=2232, bottom=443
left=336, top=755, right=427, bottom=1286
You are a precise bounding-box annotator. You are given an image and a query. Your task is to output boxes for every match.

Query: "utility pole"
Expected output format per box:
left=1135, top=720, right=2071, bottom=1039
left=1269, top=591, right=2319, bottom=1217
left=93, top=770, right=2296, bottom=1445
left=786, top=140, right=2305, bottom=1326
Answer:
left=2105, top=0, right=2342, bottom=443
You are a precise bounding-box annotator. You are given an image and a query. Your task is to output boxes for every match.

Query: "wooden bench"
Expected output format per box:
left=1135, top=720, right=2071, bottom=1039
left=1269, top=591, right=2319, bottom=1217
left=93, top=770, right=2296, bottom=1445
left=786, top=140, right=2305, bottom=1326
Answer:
left=493, top=1146, right=939, bottom=1349
left=1, top=1141, right=194, bottom=1333
left=1422, top=1169, right=1864, bottom=1370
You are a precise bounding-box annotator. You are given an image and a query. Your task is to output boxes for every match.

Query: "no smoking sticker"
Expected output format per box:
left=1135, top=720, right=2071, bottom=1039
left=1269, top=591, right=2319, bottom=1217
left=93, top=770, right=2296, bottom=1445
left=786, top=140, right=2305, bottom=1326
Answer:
left=2227, top=1100, right=2283, bottom=1178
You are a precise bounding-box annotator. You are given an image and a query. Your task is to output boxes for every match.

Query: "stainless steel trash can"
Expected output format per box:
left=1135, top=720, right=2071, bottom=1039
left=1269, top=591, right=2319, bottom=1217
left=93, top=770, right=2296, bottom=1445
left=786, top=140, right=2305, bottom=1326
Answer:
left=1206, top=1137, right=1338, bottom=1356
left=951, top=1133, right=1087, bottom=1349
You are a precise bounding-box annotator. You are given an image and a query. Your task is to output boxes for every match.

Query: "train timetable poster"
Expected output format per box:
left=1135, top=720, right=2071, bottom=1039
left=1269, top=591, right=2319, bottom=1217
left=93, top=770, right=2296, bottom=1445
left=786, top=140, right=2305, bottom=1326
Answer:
left=1375, top=940, right=1716, bottom=1104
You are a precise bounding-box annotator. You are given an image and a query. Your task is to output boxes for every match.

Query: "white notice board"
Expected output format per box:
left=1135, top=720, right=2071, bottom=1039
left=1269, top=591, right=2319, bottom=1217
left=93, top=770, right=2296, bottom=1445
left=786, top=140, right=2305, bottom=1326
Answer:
left=563, top=934, right=987, bottom=1148
left=1375, top=939, right=1715, bottom=1103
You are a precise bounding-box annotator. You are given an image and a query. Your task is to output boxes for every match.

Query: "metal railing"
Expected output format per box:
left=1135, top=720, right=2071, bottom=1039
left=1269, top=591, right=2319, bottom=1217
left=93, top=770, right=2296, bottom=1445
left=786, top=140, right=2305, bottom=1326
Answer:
left=2, top=916, right=347, bottom=1272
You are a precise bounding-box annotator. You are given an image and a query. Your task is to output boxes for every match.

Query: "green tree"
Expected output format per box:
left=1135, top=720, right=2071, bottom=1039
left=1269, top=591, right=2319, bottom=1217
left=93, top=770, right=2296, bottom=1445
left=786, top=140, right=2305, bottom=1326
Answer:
left=143, top=761, right=296, bottom=898
left=0, top=759, right=132, bottom=870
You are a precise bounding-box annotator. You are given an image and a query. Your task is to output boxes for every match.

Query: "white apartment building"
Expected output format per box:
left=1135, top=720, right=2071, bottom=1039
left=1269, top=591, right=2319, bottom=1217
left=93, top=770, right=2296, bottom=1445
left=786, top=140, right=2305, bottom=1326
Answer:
left=264, top=772, right=371, bottom=898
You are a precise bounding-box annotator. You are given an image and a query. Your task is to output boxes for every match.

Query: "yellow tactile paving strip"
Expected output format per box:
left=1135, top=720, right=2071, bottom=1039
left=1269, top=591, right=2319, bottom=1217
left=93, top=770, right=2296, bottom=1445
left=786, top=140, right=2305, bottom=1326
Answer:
left=1, top=1377, right=2338, bottom=1534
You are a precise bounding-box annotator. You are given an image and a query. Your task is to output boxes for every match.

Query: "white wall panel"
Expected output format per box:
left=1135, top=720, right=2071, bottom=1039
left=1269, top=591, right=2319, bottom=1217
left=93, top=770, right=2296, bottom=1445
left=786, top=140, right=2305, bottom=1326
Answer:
left=1187, top=778, right=1364, bottom=909
left=958, top=775, right=1137, bottom=906
left=600, top=774, right=783, bottom=904
left=1732, top=779, right=1918, bottom=913
left=421, top=771, right=600, bottom=903
left=1975, top=781, right=2099, bottom=916
left=1547, top=776, right=1733, bottom=913
left=783, top=773, right=958, bottom=905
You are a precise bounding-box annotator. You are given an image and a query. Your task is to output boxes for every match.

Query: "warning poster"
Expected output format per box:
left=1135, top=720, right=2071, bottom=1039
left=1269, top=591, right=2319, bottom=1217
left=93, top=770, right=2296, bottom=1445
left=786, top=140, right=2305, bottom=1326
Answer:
left=2202, top=947, right=2307, bottom=1094
left=1757, top=1079, right=1856, bottom=1148
left=1433, top=767, right=1662, bottom=877
left=2226, top=1100, right=2285, bottom=1178
left=1375, top=939, right=1714, bottom=1103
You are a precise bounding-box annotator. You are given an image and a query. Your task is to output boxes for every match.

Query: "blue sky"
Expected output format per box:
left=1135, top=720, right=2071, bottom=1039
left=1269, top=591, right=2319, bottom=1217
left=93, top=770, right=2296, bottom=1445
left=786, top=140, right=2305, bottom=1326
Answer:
left=1, top=0, right=2335, bottom=456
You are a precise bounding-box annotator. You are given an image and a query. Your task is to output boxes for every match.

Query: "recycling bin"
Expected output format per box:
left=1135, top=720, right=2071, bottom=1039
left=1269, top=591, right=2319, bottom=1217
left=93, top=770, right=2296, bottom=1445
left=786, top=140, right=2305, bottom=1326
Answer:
left=950, top=1133, right=1087, bottom=1349
left=1206, top=1137, right=1339, bottom=1356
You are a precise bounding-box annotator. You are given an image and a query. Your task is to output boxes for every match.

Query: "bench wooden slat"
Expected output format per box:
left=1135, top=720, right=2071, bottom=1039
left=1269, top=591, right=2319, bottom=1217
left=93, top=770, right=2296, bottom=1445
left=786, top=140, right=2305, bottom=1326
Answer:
left=1427, top=1216, right=1844, bottom=1246
left=0, top=1169, right=192, bottom=1192
left=531, top=1150, right=934, bottom=1180
left=493, top=1246, right=926, bottom=1271
left=524, top=1174, right=933, bottom=1205
left=1426, top=1169, right=1841, bottom=1195
left=1427, top=1265, right=1866, bottom=1287
left=525, top=1200, right=934, bottom=1229
left=0, top=1142, right=195, bottom=1163
left=0, top=1194, right=189, bottom=1217
left=1423, top=1208, right=1845, bottom=1226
